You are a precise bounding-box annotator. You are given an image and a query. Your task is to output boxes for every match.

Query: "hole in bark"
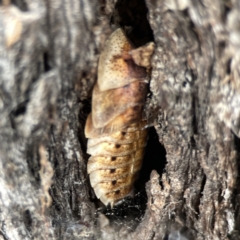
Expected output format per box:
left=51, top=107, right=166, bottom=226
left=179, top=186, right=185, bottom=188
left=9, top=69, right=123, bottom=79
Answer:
left=90, top=0, right=159, bottom=231
left=233, top=133, right=240, bottom=208
left=194, top=173, right=206, bottom=217
left=182, top=81, right=187, bottom=87
left=218, top=41, right=226, bottom=54
left=23, top=210, right=32, bottom=231
left=190, top=136, right=196, bottom=148
left=78, top=99, right=91, bottom=154
left=11, top=100, right=28, bottom=117
left=192, top=97, right=198, bottom=135
left=226, top=59, right=231, bottom=75
left=9, top=100, right=29, bottom=130
left=111, top=0, right=154, bottom=47
left=43, top=52, right=52, bottom=72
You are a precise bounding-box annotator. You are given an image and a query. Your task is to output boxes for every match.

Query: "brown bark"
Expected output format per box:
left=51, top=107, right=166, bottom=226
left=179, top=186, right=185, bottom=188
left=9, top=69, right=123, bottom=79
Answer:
left=0, top=0, right=240, bottom=239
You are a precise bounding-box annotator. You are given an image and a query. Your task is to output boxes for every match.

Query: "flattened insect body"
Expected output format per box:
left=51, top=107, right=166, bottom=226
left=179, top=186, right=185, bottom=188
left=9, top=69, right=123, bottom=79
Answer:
left=84, top=28, right=154, bottom=207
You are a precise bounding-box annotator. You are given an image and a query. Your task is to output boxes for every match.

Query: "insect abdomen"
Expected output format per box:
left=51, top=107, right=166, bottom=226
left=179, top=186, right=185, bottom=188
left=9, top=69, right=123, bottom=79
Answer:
left=87, top=125, right=147, bottom=206
left=85, top=28, right=153, bottom=207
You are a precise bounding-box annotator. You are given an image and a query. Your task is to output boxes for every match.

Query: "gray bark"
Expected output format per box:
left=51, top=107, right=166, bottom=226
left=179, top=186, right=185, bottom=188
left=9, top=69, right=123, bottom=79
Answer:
left=0, top=0, right=240, bottom=239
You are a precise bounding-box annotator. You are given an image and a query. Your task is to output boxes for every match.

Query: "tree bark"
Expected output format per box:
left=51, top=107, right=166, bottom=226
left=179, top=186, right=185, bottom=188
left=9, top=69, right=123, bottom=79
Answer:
left=0, top=0, right=240, bottom=239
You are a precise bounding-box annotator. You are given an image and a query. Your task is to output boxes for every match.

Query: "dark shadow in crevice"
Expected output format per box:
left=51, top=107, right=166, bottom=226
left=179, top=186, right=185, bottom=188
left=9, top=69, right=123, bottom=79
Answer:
left=111, top=0, right=154, bottom=47
left=232, top=132, right=240, bottom=231
left=43, top=52, right=52, bottom=73
left=9, top=99, right=29, bottom=131
left=78, top=99, right=91, bottom=154
left=22, top=209, right=33, bottom=232
left=136, top=127, right=166, bottom=191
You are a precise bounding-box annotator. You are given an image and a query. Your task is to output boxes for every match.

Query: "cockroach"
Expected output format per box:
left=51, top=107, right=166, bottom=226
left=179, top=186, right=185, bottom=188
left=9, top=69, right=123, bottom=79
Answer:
left=85, top=28, right=154, bottom=207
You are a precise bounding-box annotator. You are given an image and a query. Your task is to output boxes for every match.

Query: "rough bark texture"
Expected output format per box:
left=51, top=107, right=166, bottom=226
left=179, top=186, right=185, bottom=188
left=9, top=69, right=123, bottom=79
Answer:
left=0, top=0, right=240, bottom=239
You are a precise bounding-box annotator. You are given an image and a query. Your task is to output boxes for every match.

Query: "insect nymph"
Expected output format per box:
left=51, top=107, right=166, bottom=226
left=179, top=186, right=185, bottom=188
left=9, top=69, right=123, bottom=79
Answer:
left=85, top=28, right=154, bottom=207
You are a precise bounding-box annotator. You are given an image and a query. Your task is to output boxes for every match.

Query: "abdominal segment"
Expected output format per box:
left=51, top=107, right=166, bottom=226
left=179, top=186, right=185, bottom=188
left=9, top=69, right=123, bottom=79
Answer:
left=87, top=124, right=147, bottom=207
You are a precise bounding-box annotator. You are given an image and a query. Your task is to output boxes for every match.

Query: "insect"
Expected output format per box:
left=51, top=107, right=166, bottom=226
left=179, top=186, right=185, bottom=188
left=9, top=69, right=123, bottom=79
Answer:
left=85, top=28, right=154, bottom=207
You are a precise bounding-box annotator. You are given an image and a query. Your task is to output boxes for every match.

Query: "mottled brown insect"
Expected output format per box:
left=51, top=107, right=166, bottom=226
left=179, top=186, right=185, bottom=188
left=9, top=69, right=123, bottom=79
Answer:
left=85, top=28, right=154, bottom=207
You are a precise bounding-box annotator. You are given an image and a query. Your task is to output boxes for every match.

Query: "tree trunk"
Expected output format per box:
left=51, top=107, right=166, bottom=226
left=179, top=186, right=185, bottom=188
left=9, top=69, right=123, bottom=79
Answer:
left=0, top=0, right=239, bottom=239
